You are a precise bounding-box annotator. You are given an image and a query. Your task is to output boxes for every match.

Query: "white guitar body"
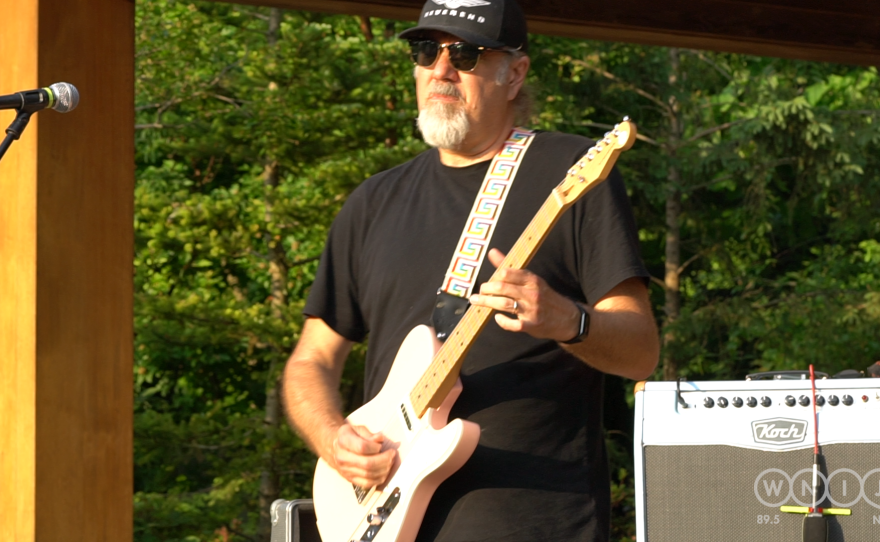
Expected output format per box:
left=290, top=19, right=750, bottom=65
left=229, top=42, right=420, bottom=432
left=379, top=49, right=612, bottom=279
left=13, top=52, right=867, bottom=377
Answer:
left=313, top=325, right=482, bottom=542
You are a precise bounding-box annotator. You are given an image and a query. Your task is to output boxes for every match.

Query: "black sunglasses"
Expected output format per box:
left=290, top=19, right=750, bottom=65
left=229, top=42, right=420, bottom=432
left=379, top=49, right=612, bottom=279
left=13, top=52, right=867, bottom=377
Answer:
left=408, top=40, right=511, bottom=72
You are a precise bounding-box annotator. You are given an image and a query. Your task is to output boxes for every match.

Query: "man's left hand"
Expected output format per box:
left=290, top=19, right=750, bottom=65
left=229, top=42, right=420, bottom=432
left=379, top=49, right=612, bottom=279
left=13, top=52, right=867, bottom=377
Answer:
left=469, top=248, right=581, bottom=342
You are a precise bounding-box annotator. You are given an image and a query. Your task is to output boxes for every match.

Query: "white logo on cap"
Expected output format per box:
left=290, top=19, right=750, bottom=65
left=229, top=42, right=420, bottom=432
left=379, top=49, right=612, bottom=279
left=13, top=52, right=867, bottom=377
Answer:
left=432, top=0, right=491, bottom=8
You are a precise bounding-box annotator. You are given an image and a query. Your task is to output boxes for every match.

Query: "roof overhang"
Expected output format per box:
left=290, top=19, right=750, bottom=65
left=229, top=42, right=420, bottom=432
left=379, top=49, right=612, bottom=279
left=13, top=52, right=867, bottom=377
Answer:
left=229, top=0, right=880, bottom=66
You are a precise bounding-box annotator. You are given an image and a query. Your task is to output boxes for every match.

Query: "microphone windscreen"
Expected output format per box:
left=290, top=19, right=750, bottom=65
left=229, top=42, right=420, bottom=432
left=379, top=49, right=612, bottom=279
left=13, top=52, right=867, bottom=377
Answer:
left=49, top=82, right=79, bottom=113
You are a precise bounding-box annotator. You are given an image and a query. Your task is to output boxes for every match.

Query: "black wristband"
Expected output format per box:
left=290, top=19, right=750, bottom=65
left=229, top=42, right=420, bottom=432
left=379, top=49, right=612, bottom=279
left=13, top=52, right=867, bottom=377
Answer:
left=561, top=302, right=590, bottom=344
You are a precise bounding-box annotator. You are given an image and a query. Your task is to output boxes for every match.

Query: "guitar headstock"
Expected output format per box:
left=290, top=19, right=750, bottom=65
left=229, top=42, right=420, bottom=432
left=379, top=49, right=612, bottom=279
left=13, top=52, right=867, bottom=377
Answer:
left=555, top=117, right=637, bottom=205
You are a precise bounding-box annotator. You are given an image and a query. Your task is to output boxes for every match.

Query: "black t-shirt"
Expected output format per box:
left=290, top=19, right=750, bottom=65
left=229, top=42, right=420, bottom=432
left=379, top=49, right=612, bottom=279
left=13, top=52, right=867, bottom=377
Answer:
left=305, top=131, right=648, bottom=542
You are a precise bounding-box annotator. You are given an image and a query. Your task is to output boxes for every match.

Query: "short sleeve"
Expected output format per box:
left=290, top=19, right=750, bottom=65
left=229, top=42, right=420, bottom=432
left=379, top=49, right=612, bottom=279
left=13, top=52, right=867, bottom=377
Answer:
left=303, top=188, right=369, bottom=343
left=575, top=166, right=649, bottom=305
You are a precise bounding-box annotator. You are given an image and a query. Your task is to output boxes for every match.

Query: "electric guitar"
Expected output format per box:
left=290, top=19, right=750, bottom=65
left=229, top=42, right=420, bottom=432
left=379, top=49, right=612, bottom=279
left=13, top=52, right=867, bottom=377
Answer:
left=312, top=118, right=638, bottom=542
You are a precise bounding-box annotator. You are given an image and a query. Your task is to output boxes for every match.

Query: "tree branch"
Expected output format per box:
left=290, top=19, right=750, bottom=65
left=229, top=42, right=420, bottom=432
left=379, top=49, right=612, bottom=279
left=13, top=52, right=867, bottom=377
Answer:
left=212, top=94, right=243, bottom=107
left=683, top=49, right=733, bottom=81
left=224, top=523, right=257, bottom=542
left=575, top=121, right=661, bottom=146
left=830, top=110, right=880, bottom=115
left=684, top=118, right=750, bottom=145
left=571, top=59, right=673, bottom=116
left=289, top=254, right=321, bottom=268
left=677, top=252, right=702, bottom=275
left=684, top=175, right=733, bottom=193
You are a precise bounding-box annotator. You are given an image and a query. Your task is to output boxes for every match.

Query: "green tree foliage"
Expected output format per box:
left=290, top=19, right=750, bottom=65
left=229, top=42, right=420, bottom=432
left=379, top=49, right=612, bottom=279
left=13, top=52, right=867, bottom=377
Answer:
left=528, top=38, right=880, bottom=380
left=134, top=2, right=880, bottom=540
left=134, top=2, right=422, bottom=539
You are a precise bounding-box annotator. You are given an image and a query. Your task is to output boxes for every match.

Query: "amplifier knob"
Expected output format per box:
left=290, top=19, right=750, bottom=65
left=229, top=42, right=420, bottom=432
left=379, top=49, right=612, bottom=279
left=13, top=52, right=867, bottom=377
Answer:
left=732, top=397, right=744, bottom=408
left=717, top=397, right=729, bottom=408
left=798, top=395, right=810, bottom=407
left=703, top=397, right=715, bottom=408
left=863, top=395, right=869, bottom=403
left=785, top=395, right=796, bottom=407
left=760, top=396, right=772, bottom=407
left=746, top=397, right=757, bottom=408
left=828, top=395, right=839, bottom=406
left=842, top=394, right=854, bottom=406
left=815, top=395, right=825, bottom=406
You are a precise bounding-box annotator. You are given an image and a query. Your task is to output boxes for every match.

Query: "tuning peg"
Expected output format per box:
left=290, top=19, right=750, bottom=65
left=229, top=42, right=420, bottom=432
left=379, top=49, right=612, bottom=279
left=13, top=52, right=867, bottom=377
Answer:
left=623, top=115, right=630, bottom=121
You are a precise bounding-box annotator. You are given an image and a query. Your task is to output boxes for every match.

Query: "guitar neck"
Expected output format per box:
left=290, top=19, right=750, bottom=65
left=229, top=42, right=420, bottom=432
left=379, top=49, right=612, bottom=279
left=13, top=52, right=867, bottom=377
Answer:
left=408, top=189, right=569, bottom=417
left=407, top=119, right=637, bottom=418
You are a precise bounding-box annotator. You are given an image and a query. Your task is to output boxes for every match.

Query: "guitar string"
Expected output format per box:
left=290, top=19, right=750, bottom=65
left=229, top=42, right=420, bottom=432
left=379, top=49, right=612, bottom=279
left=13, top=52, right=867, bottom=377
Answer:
left=409, top=196, right=562, bottom=414
left=408, top=143, right=624, bottom=416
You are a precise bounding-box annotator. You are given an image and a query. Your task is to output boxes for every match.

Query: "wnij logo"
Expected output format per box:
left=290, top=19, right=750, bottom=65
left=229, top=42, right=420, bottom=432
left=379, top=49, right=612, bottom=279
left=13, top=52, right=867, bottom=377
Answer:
left=432, top=0, right=491, bottom=9
left=755, top=468, right=880, bottom=509
left=751, top=418, right=808, bottom=445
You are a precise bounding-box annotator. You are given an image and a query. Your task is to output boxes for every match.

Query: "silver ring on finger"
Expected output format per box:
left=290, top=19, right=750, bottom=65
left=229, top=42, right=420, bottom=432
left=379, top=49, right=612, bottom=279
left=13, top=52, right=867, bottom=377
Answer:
left=512, top=300, right=519, bottom=314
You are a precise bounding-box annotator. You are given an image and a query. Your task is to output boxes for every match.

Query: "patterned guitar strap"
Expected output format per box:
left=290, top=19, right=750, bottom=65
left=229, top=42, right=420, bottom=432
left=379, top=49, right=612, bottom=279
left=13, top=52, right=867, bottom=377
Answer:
left=431, top=127, right=536, bottom=340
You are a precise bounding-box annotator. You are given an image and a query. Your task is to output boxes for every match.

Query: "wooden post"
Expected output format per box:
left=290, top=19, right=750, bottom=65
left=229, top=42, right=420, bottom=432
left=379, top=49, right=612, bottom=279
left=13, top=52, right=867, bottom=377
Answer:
left=0, top=0, right=134, bottom=540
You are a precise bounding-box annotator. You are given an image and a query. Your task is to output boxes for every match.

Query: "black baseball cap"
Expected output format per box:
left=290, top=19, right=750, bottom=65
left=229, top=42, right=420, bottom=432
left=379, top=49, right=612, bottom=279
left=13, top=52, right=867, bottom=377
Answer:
left=399, top=0, right=528, bottom=52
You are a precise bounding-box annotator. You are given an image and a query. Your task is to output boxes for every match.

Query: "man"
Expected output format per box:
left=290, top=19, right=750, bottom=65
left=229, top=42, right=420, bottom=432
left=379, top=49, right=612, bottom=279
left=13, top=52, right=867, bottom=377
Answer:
left=283, top=1, right=659, bottom=540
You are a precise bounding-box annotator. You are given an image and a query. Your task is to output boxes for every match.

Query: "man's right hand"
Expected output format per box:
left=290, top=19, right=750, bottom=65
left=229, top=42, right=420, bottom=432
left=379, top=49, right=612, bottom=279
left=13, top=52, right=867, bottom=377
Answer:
left=331, top=423, right=397, bottom=489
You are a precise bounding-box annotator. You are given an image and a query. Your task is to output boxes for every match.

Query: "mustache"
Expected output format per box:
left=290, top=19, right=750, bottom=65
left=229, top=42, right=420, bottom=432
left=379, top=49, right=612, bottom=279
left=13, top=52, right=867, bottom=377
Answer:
left=427, top=81, right=462, bottom=99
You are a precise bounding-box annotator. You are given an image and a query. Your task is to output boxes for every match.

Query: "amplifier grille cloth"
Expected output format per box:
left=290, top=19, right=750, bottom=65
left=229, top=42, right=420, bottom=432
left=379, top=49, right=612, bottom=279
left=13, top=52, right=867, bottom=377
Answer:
left=644, top=443, right=880, bottom=542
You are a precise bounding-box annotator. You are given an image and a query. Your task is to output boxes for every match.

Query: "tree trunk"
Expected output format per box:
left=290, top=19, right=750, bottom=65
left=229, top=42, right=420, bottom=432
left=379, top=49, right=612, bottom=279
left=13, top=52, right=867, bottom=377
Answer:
left=359, top=15, right=374, bottom=42
left=267, top=8, right=281, bottom=47
left=257, top=159, right=287, bottom=541
left=257, top=11, right=286, bottom=539
left=662, top=48, right=683, bottom=381
left=662, top=179, right=682, bottom=380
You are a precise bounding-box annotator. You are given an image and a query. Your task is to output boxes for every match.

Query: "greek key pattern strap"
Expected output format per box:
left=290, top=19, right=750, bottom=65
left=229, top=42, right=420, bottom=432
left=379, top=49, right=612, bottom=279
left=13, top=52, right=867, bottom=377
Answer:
left=441, top=127, right=536, bottom=298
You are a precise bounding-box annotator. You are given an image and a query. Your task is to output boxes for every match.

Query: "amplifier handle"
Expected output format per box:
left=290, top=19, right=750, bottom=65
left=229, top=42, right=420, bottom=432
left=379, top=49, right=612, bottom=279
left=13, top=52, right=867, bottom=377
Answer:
left=746, top=370, right=830, bottom=380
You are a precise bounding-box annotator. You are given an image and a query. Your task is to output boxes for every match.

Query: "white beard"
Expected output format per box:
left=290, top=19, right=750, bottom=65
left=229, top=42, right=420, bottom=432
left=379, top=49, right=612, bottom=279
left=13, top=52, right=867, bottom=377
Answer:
left=417, top=83, right=470, bottom=150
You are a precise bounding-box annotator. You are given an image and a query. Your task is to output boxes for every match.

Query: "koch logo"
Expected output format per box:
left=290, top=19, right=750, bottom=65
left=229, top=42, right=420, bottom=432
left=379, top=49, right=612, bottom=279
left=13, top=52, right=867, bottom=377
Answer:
left=751, top=418, right=808, bottom=445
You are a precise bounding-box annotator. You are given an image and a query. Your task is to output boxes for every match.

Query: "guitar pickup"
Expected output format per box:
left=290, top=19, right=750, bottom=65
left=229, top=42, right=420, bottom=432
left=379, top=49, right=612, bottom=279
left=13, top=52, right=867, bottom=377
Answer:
left=400, top=403, right=413, bottom=431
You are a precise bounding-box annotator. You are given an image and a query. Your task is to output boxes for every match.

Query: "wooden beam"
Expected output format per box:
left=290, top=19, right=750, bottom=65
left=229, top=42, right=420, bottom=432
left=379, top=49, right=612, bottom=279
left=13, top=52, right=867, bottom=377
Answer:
left=0, top=0, right=134, bottom=540
left=228, top=0, right=880, bottom=66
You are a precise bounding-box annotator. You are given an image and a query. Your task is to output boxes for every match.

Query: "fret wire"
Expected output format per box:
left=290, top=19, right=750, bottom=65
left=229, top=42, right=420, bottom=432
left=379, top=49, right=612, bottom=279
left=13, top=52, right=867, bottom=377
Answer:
left=410, top=195, right=571, bottom=412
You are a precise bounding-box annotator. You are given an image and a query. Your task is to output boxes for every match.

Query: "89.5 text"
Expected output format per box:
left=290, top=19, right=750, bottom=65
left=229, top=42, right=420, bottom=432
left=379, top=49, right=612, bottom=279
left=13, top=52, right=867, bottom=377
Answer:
left=757, top=515, right=780, bottom=525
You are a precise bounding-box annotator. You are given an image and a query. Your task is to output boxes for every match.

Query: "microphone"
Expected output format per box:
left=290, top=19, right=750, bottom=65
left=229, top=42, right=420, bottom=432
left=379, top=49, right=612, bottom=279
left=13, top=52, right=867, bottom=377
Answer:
left=0, top=82, right=79, bottom=113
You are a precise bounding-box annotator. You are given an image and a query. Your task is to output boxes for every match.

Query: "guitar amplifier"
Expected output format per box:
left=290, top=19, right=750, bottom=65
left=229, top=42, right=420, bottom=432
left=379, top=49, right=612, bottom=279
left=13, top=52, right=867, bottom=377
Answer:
left=270, top=499, right=321, bottom=542
left=634, top=378, right=880, bottom=542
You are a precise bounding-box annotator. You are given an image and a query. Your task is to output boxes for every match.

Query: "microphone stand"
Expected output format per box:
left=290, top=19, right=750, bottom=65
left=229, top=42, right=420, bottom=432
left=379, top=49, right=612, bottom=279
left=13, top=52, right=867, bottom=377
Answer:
left=0, top=109, right=34, bottom=162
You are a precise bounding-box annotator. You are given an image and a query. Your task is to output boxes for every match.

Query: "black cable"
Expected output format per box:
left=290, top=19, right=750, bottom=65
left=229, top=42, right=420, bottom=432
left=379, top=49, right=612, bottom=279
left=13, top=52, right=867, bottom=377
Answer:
left=0, top=110, right=33, bottom=163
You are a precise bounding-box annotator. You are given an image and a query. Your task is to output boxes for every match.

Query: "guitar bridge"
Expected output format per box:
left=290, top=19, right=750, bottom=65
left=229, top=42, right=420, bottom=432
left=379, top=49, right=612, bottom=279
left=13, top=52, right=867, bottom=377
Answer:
left=350, top=488, right=402, bottom=542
